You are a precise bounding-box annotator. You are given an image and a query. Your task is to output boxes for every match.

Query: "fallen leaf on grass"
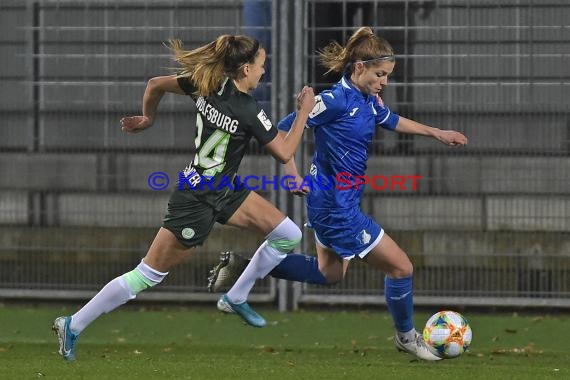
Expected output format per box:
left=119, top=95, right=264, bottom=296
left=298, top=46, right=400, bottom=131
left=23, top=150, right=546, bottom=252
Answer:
left=492, top=343, right=543, bottom=355
left=257, top=345, right=275, bottom=353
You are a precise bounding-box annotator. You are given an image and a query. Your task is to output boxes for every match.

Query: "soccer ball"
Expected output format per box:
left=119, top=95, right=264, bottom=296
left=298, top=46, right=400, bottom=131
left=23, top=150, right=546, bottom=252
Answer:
left=422, top=310, right=472, bottom=359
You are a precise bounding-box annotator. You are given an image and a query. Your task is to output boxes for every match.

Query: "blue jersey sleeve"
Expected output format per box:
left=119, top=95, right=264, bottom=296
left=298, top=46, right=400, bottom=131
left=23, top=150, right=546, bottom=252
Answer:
left=374, top=101, right=400, bottom=131
left=277, top=111, right=296, bottom=132
left=277, top=90, right=344, bottom=132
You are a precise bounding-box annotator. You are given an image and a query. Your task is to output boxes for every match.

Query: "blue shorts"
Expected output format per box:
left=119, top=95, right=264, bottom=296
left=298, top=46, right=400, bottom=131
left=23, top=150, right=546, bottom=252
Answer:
left=307, top=206, right=384, bottom=260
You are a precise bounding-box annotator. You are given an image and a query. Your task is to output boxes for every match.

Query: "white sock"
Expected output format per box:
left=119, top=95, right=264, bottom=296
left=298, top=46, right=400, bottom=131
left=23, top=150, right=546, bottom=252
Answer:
left=397, top=328, right=417, bottom=343
left=69, top=260, right=167, bottom=334
left=226, top=241, right=286, bottom=304
left=69, top=276, right=135, bottom=334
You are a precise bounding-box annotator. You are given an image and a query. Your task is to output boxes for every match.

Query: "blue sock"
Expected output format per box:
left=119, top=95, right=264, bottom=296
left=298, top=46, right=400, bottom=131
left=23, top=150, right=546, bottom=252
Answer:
left=269, top=254, right=328, bottom=285
left=385, top=276, right=414, bottom=332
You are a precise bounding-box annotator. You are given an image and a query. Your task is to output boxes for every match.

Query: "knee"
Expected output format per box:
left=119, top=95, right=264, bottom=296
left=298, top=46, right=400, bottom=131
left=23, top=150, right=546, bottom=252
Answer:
left=388, top=261, right=413, bottom=279
left=319, top=263, right=345, bottom=285
left=122, top=260, right=168, bottom=295
left=267, top=217, right=302, bottom=253
left=323, top=274, right=343, bottom=285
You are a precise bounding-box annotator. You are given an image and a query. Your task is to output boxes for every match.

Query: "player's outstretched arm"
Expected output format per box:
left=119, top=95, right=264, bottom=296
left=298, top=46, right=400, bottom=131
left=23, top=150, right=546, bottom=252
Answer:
left=264, top=86, right=315, bottom=163
left=395, top=116, right=468, bottom=147
left=281, top=151, right=310, bottom=196
left=120, top=75, right=185, bottom=134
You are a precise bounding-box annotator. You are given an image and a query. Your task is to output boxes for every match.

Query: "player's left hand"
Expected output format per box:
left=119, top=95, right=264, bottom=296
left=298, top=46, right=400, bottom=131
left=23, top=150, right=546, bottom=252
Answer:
left=375, top=94, right=385, bottom=107
left=296, top=86, right=316, bottom=113
left=285, top=175, right=310, bottom=196
left=435, top=130, right=468, bottom=147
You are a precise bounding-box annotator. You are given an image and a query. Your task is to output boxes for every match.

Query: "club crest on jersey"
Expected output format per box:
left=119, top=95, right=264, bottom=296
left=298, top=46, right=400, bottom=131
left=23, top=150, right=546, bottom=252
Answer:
left=309, top=95, right=327, bottom=118
left=257, top=110, right=273, bottom=131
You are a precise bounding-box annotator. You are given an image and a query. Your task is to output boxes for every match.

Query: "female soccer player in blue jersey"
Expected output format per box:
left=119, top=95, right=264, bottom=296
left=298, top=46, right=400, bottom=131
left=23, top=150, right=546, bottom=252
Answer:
left=214, top=27, right=467, bottom=361
left=52, top=34, right=315, bottom=361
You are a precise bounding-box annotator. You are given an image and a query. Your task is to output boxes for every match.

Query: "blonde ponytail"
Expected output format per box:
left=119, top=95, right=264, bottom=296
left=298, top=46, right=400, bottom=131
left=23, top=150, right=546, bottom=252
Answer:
left=168, top=35, right=260, bottom=97
left=319, top=27, right=394, bottom=75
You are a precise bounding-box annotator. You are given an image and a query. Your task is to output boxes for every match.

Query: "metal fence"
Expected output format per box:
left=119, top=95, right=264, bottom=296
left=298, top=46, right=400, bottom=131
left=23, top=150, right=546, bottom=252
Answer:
left=0, top=0, right=568, bottom=308
left=294, top=0, right=570, bottom=308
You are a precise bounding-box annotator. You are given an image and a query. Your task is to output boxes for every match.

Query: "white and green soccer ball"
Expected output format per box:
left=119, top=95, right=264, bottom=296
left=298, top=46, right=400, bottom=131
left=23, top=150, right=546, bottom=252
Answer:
left=423, top=310, right=472, bottom=359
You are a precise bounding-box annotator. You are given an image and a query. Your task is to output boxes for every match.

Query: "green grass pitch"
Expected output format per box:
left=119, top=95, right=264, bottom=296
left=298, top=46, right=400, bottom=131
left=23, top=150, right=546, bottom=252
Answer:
left=0, top=305, right=567, bottom=379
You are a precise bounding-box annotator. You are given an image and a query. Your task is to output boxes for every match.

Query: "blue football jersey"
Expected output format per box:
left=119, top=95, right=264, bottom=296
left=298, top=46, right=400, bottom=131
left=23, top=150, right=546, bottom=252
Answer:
left=278, top=76, right=400, bottom=209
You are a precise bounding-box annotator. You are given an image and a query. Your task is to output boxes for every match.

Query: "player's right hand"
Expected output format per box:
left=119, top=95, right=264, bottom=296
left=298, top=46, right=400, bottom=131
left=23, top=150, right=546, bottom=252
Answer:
left=120, top=115, right=152, bottom=133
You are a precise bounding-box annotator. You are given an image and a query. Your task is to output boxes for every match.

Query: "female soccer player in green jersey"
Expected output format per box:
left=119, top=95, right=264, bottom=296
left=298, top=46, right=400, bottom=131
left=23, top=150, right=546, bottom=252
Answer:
left=53, top=34, right=315, bottom=361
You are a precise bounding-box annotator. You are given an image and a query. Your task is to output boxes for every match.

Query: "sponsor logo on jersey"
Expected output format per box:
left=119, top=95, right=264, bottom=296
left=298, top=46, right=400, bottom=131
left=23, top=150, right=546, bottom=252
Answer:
left=349, top=107, right=359, bottom=116
left=309, top=95, right=327, bottom=118
left=195, top=97, right=239, bottom=133
left=309, top=163, right=318, bottom=176
left=257, top=110, right=273, bottom=131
